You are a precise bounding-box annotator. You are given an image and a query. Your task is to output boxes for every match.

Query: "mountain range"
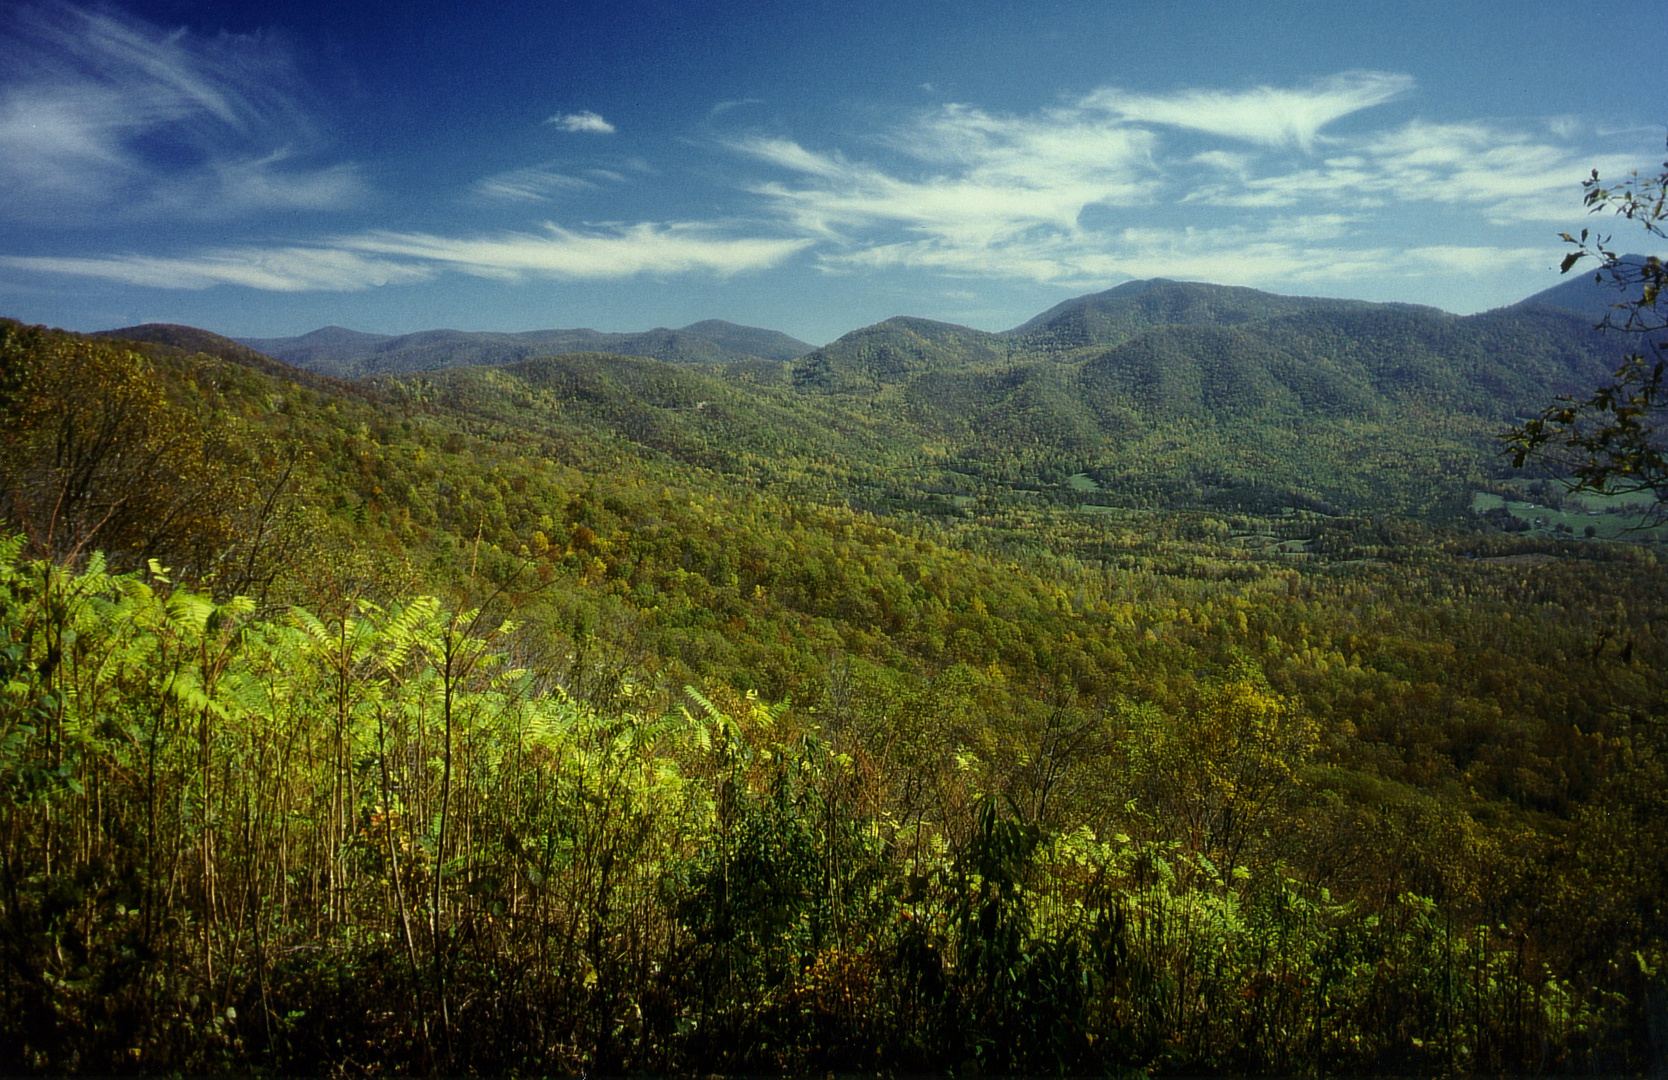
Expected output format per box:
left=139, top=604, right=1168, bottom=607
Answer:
left=96, top=263, right=1635, bottom=389
left=228, top=319, right=815, bottom=377
left=138, top=263, right=1630, bottom=385
left=84, top=266, right=1645, bottom=524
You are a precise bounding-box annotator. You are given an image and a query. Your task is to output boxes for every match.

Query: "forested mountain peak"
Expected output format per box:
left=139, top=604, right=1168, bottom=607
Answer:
left=671, top=319, right=817, bottom=359
left=1508, top=253, right=1657, bottom=323
left=95, top=321, right=270, bottom=360
left=1007, top=277, right=1396, bottom=352
left=175, top=273, right=1616, bottom=389
left=90, top=322, right=320, bottom=384
left=274, top=325, right=397, bottom=349
left=789, top=315, right=1010, bottom=393
left=74, top=270, right=1632, bottom=524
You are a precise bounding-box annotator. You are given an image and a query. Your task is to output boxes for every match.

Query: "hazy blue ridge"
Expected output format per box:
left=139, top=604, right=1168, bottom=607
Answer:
left=238, top=320, right=815, bottom=376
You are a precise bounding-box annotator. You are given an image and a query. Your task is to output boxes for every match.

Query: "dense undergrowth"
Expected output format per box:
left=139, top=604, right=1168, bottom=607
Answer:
left=0, top=543, right=1660, bottom=1076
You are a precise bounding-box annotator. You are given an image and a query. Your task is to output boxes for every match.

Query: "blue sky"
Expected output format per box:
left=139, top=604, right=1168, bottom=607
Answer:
left=1, top=0, right=1663, bottom=345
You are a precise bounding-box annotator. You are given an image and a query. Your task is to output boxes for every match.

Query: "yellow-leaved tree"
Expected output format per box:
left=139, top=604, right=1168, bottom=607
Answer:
left=1122, top=662, right=1319, bottom=875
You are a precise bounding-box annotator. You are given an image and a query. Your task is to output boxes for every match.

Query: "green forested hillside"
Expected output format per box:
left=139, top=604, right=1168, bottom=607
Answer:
left=1511, top=253, right=1662, bottom=322
left=790, top=316, right=1012, bottom=392
left=2, top=295, right=1665, bottom=1076
left=88, top=323, right=364, bottom=401
left=1006, top=277, right=1398, bottom=352
left=732, top=283, right=1630, bottom=521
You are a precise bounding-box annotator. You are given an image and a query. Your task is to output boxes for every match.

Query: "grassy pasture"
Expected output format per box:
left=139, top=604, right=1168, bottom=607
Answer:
left=1471, top=487, right=1667, bottom=540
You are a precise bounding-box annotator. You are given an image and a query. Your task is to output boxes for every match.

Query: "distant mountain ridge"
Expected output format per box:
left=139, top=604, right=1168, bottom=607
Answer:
left=90, top=323, right=341, bottom=390
left=239, top=319, right=815, bottom=377
left=105, top=273, right=1637, bottom=389
left=1509, top=254, right=1659, bottom=324
left=791, top=316, right=1010, bottom=392
left=90, top=275, right=1635, bottom=468
left=62, top=270, right=1642, bottom=521
left=785, top=277, right=1622, bottom=410
left=1001, top=278, right=1440, bottom=353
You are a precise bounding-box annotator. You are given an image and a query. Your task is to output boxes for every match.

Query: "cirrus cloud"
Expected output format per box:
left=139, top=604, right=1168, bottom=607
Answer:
left=468, top=164, right=599, bottom=204
left=0, top=2, right=364, bottom=222
left=341, top=221, right=809, bottom=280
left=1081, top=71, right=1415, bottom=150
left=0, top=247, right=430, bottom=291
left=4, top=14, right=1656, bottom=322
left=733, top=103, right=1158, bottom=251
left=546, top=110, right=616, bottom=134
left=2, top=221, right=811, bottom=291
left=726, top=73, right=1656, bottom=295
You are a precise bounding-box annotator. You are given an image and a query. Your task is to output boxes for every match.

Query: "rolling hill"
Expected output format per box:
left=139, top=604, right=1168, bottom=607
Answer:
left=1002, top=277, right=1411, bottom=353
left=91, top=322, right=336, bottom=387
left=789, top=316, right=1011, bottom=392
left=239, top=319, right=815, bottom=376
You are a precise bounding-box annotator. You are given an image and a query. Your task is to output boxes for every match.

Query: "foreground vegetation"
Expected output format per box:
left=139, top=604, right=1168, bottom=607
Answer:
left=4, top=541, right=1664, bottom=1076
left=1, top=309, right=1666, bottom=1075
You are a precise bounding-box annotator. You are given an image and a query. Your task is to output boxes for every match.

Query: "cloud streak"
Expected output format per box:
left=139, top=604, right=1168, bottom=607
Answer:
left=0, top=2, right=363, bottom=222
left=1081, top=71, right=1414, bottom=149
left=546, top=110, right=616, bottom=134
left=2, top=222, right=811, bottom=291
left=0, top=247, right=430, bottom=291
left=342, top=222, right=809, bottom=279
left=734, top=104, right=1157, bottom=254
left=1184, top=121, right=1641, bottom=223
left=732, top=80, right=1398, bottom=284
left=469, top=165, right=599, bottom=204
left=818, top=215, right=1552, bottom=299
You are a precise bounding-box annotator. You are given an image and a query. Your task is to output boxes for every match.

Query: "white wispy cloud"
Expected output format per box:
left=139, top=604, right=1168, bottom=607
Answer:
left=1358, top=121, right=1637, bottom=222
left=735, top=86, right=1395, bottom=284
left=469, top=165, right=598, bottom=204
left=710, top=98, right=764, bottom=117
left=341, top=222, right=809, bottom=279
left=1191, top=150, right=1257, bottom=179
left=3, top=34, right=1645, bottom=312
left=1075, top=228, right=1549, bottom=289
left=823, top=218, right=1551, bottom=300
left=723, top=74, right=1652, bottom=295
left=735, top=104, right=1156, bottom=252
left=0, top=2, right=364, bottom=222
left=4, top=221, right=811, bottom=291
left=728, top=76, right=1419, bottom=284
left=1081, top=71, right=1414, bottom=150
left=1185, top=121, right=1640, bottom=223
left=0, top=247, right=430, bottom=291
left=546, top=110, right=615, bottom=134
left=822, top=215, right=1364, bottom=286
left=1401, top=244, right=1550, bottom=276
